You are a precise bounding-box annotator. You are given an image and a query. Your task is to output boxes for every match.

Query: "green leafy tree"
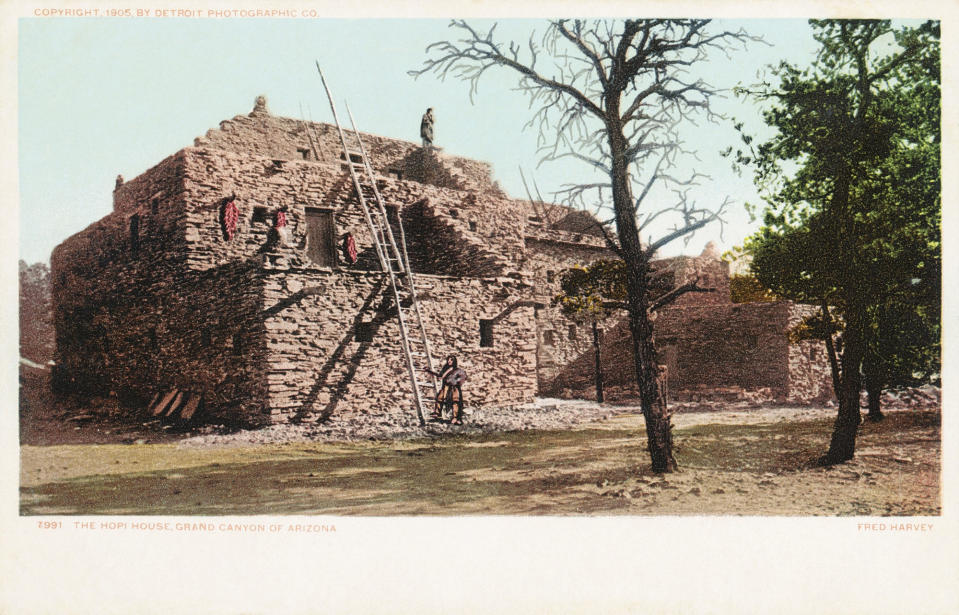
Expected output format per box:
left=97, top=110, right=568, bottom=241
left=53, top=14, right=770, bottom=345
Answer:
left=728, top=274, right=779, bottom=304
left=739, top=20, right=939, bottom=463
left=412, top=20, right=754, bottom=472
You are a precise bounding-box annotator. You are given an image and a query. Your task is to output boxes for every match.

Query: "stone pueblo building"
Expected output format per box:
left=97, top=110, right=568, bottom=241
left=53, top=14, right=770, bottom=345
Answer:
left=50, top=97, right=832, bottom=428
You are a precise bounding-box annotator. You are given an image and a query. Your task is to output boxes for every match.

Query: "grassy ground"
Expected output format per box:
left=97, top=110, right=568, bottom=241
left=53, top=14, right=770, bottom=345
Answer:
left=20, top=408, right=940, bottom=516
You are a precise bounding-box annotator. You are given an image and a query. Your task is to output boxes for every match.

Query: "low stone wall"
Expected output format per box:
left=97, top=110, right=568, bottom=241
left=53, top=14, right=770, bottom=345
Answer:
left=543, top=301, right=833, bottom=403
left=786, top=304, right=836, bottom=403
left=655, top=302, right=793, bottom=395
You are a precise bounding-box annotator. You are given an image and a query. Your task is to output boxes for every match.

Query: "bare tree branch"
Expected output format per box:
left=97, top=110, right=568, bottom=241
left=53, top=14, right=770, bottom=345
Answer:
left=410, top=20, right=605, bottom=118
left=649, top=280, right=715, bottom=312
left=411, top=19, right=758, bottom=473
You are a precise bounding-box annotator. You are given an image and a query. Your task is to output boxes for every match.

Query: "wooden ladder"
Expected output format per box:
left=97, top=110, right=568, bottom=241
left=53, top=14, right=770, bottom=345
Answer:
left=317, top=62, right=439, bottom=426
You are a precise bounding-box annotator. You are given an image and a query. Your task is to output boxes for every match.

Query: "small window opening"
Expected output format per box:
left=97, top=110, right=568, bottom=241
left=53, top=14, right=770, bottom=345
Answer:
left=388, top=170, right=403, bottom=181
left=543, top=330, right=556, bottom=346
left=252, top=206, right=269, bottom=224
left=355, top=322, right=374, bottom=343
left=546, top=270, right=555, bottom=283
left=480, top=319, right=494, bottom=348
left=528, top=216, right=543, bottom=224
left=129, top=214, right=140, bottom=255
left=448, top=208, right=459, bottom=219
left=297, top=147, right=312, bottom=160
left=340, top=152, right=364, bottom=164
left=469, top=220, right=478, bottom=232
left=809, top=346, right=816, bottom=361
left=568, top=324, right=577, bottom=340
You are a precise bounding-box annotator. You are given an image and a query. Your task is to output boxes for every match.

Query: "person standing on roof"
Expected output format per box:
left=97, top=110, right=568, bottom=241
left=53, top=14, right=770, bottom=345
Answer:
left=420, top=108, right=434, bottom=148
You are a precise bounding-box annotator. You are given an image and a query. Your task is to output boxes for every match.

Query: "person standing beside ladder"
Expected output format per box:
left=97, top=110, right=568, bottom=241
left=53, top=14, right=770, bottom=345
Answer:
left=428, top=355, right=466, bottom=424
left=420, top=107, right=434, bottom=148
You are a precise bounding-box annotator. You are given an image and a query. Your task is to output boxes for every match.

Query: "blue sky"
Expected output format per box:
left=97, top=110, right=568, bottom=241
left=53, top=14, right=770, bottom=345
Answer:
left=18, top=18, right=828, bottom=264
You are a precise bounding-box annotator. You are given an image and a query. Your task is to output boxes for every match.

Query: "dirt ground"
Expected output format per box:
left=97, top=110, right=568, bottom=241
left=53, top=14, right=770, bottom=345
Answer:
left=19, top=366, right=940, bottom=516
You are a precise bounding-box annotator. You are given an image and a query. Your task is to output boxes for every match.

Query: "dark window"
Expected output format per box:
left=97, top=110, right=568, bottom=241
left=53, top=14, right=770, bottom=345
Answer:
left=385, top=205, right=399, bottom=224
left=448, top=209, right=459, bottom=219
left=339, top=152, right=364, bottom=164
left=546, top=270, right=555, bottom=283
left=298, top=148, right=312, bottom=160
left=388, top=170, right=403, bottom=181
left=809, top=346, right=816, bottom=361
left=568, top=324, right=577, bottom=340
left=355, top=322, right=374, bottom=343
left=469, top=220, right=478, bottom=232
left=130, top=214, right=140, bottom=255
left=305, top=207, right=336, bottom=268
left=543, top=330, right=556, bottom=346
left=480, top=319, right=493, bottom=347
left=252, top=206, right=269, bottom=224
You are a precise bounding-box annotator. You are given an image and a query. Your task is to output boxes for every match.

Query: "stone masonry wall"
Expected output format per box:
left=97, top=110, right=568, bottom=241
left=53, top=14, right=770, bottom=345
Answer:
left=192, top=102, right=500, bottom=195
left=113, top=151, right=186, bottom=214
left=786, top=304, right=835, bottom=403
left=260, top=266, right=537, bottom=423
left=521, top=236, right=617, bottom=393
left=401, top=147, right=503, bottom=196
left=546, top=302, right=800, bottom=401
left=177, top=147, right=523, bottom=279
left=52, top=168, right=269, bottom=424
left=651, top=255, right=732, bottom=306
left=56, top=99, right=836, bottom=428
left=654, top=302, right=793, bottom=396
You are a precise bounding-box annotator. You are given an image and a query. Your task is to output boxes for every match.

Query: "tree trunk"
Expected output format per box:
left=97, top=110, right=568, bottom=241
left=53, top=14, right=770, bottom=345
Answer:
left=821, top=166, right=865, bottom=465
left=824, top=306, right=864, bottom=464
left=863, top=359, right=884, bottom=422
left=607, top=121, right=677, bottom=473
left=592, top=321, right=604, bottom=404
left=820, top=302, right=842, bottom=401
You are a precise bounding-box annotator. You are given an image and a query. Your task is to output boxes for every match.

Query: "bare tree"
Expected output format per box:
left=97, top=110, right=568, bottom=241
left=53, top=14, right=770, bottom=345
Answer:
left=411, top=19, right=754, bottom=472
